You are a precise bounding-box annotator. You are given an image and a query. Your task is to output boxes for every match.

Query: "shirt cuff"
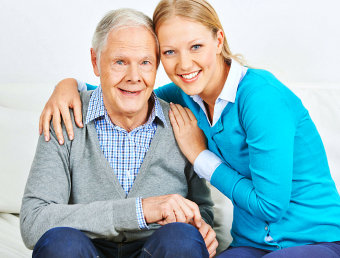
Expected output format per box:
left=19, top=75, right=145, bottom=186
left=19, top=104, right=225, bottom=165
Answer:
left=136, top=197, right=148, bottom=230
left=194, top=150, right=223, bottom=182
left=77, top=80, right=87, bottom=92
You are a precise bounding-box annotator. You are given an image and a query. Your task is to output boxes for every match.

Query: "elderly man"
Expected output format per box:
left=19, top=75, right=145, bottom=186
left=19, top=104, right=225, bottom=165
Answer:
left=20, top=8, right=217, bottom=258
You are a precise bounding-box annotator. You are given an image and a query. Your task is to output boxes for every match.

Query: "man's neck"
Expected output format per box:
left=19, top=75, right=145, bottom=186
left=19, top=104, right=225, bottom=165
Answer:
left=105, top=98, right=154, bottom=132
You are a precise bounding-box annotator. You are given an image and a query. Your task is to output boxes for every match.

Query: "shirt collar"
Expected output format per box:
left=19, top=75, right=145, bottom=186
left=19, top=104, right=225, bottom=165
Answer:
left=86, top=86, right=167, bottom=127
left=191, top=59, right=247, bottom=104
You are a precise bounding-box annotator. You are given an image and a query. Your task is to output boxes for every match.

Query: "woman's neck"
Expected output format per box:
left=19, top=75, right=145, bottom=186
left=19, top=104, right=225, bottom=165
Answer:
left=199, top=59, right=230, bottom=108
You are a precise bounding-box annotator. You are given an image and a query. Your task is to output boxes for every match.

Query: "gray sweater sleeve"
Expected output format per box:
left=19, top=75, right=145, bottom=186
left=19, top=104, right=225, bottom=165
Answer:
left=185, top=163, right=214, bottom=227
left=20, top=130, right=140, bottom=249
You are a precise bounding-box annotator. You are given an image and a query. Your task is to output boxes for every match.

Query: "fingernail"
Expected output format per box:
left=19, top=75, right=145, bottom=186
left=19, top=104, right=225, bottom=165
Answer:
left=69, top=134, right=73, bottom=140
left=45, top=136, right=48, bottom=142
left=59, top=139, right=64, bottom=145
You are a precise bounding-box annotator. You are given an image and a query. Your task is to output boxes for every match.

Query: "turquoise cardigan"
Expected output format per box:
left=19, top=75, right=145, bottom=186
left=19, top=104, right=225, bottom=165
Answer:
left=87, top=68, right=340, bottom=250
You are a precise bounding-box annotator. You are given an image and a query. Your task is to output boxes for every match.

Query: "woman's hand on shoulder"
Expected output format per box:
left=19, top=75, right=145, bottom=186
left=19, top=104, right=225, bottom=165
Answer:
left=169, top=103, right=207, bottom=164
left=39, top=78, right=83, bottom=145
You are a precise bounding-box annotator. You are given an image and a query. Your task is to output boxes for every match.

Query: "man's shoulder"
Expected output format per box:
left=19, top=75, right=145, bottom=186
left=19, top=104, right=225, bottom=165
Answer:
left=80, top=90, right=93, bottom=117
left=155, top=97, right=171, bottom=129
left=48, top=91, right=93, bottom=145
left=157, top=97, right=170, bottom=112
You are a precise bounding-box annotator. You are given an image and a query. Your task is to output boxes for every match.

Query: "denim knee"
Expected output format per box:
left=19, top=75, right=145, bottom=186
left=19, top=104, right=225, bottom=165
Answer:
left=33, top=227, right=99, bottom=258
left=141, top=222, right=209, bottom=258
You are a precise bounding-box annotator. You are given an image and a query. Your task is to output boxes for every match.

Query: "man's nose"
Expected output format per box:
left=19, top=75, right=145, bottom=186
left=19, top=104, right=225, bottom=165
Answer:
left=126, top=63, right=141, bottom=83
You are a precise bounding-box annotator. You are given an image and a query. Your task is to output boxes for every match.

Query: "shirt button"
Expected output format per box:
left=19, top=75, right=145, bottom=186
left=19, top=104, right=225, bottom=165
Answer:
left=265, top=226, right=268, bottom=230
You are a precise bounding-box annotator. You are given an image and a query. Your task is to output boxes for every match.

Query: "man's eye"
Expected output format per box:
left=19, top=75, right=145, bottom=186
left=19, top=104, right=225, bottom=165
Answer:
left=142, top=60, right=150, bottom=65
left=116, top=60, right=124, bottom=65
left=192, top=44, right=202, bottom=50
left=163, top=50, right=174, bottom=55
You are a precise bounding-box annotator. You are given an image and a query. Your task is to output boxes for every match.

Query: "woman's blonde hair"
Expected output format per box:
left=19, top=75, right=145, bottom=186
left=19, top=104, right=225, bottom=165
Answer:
left=153, top=0, right=245, bottom=65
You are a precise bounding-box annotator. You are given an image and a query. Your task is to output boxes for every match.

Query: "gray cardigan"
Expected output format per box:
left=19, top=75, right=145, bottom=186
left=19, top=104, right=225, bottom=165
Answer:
left=20, top=91, right=214, bottom=249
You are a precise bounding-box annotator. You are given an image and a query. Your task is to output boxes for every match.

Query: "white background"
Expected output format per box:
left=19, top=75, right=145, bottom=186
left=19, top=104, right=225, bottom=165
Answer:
left=1, top=0, right=339, bottom=89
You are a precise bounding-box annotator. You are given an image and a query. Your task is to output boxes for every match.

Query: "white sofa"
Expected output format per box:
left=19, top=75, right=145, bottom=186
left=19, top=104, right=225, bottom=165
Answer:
left=0, top=83, right=339, bottom=257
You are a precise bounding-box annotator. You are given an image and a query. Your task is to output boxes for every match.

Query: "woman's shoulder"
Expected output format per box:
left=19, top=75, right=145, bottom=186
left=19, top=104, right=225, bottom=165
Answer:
left=237, top=68, right=293, bottom=101
left=241, top=68, right=283, bottom=89
left=236, top=68, right=304, bottom=117
left=155, top=82, right=188, bottom=107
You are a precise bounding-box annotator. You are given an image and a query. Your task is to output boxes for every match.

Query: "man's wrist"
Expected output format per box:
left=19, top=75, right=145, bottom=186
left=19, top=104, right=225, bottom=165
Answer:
left=136, top=197, right=148, bottom=229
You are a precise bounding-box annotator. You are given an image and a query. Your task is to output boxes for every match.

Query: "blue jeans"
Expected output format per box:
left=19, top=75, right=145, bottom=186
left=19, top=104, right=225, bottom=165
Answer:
left=33, top=223, right=209, bottom=258
left=217, top=242, right=340, bottom=258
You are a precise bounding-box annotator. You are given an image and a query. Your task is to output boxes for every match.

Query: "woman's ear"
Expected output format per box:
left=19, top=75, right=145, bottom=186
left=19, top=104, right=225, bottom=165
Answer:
left=90, top=48, right=100, bottom=77
left=216, top=29, right=224, bottom=54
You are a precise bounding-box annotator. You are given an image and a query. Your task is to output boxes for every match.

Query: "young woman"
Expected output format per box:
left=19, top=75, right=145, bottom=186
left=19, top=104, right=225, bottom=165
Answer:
left=39, top=0, right=340, bottom=257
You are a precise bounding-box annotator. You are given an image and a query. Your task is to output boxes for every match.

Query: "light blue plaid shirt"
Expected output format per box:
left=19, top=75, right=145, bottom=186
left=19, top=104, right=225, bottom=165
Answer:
left=85, top=86, right=167, bottom=229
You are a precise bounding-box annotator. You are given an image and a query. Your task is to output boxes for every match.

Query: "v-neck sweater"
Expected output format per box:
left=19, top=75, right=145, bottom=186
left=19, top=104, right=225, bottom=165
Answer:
left=155, top=68, right=340, bottom=250
left=20, top=91, right=214, bottom=250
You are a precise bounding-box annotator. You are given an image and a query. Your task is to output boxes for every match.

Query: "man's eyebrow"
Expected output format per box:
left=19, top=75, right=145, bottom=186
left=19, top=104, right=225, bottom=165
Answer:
left=142, top=55, right=156, bottom=60
left=109, top=54, right=156, bottom=61
left=110, top=54, right=126, bottom=59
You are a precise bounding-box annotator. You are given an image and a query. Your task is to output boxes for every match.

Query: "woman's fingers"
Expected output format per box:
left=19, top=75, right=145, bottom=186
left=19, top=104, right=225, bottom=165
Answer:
left=208, top=239, right=218, bottom=258
left=184, top=107, right=197, bottom=121
left=205, top=227, right=217, bottom=249
left=39, top=78, right=81, bottom=144
left=169, top=108, right=179, bottom=133
left=198, top=221, right=218, bottom=257
left=170, top=103, right=186, bottom=127
left=175, top=103, right=192, bottom=121
left=61, top=106, right=74, bottom=141
left=169, top=103, right=207, bottom=164
left=41, top=111, right=52, bottom=141
left=72, top=98, right=83, bottom=128
left=52, top=110, right=64, bottom=145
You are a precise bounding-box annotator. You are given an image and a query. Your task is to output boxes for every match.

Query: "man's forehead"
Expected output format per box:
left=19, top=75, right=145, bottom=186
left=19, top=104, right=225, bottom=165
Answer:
left=104, top=27, right=157, bottom=58
left=108, top=25, right=156, bottom=43
left=106, top=44, right=157, bottom=59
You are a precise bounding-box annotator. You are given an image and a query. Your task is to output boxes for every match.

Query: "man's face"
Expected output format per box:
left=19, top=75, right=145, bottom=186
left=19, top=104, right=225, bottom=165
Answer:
left=91, top=26, right=158, bottom=122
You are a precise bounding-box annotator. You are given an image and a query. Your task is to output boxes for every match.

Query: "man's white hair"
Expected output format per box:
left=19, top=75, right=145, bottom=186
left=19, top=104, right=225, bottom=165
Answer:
left=92, top=8, right=159, bottom=66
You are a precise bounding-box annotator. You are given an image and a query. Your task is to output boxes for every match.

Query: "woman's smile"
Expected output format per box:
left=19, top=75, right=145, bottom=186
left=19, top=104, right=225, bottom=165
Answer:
left=178, top=70, right=201, bottom=82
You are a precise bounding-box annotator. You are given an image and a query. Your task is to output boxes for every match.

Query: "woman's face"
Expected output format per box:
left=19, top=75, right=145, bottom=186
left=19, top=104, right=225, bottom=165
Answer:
left=157, top=15, right=224, bottom=97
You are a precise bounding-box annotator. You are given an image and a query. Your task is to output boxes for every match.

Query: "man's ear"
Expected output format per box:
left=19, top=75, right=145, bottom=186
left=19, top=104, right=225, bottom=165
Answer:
left=91, top=48, right=100, bottom=77
left=216, top=29, right=224, bottom=54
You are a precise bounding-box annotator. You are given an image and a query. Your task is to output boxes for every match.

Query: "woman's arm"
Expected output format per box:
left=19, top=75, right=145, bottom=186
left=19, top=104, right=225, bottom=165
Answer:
left=40, top=81, right=184, bottom=145
left=169, top=86, right=296, bottom=222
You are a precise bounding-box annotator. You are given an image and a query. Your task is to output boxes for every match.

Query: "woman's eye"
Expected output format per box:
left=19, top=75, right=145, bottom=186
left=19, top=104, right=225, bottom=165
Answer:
left=192, top=44, right=202, bottom=50
left=163, top=50, right=175, bottom=55
left=142, top=60, right=150, bottom=65
left=116, top=60, right=124, bottom=65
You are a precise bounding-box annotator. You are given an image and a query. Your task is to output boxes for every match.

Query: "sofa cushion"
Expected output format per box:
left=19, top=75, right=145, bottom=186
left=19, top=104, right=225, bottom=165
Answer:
left=0, top=84, right=52, bottom=213
left=289, top=83, right=340, bottom=190
left=0, top=213, right=32, bottom=257
left=0, top=106, right=40, bottom=213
